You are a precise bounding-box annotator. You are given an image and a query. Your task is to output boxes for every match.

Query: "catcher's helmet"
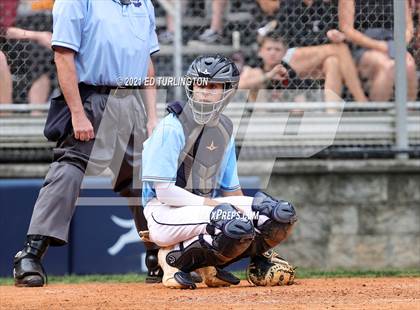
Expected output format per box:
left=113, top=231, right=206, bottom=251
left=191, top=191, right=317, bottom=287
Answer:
left=185, top=54, right=240, bottom=125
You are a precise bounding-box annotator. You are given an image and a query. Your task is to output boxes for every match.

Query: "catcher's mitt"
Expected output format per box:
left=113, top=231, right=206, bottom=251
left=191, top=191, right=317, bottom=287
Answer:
left=246, top=250, right=296, bottom=286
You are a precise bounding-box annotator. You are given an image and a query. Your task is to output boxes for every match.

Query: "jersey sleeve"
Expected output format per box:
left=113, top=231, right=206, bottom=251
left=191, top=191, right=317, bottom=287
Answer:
left=51, top=0, right=87, bottom=52
left=142, top=117, right=184, bottom=183
left=219, top=137, right=241, bottom=192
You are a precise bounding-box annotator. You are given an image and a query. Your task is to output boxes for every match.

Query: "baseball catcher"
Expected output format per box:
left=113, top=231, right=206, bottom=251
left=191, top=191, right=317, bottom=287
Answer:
left=141, top=54, right=297, bottom=289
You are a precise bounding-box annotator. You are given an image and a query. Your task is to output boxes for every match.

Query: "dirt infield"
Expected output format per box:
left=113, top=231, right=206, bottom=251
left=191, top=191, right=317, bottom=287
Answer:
left=1, top=277, right=419, bottom=310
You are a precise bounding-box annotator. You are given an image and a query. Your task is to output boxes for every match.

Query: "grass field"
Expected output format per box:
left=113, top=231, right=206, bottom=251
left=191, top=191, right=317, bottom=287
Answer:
left=1, top=268, right=419, bottom=286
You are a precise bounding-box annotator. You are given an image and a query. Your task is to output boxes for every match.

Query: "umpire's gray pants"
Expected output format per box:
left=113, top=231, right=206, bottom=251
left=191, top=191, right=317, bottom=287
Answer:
left=28, top=90, right=147, bottom=245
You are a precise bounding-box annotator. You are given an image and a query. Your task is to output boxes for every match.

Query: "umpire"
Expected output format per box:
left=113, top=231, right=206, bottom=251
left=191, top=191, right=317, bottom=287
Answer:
left=13, top=0, right=161, bottom=287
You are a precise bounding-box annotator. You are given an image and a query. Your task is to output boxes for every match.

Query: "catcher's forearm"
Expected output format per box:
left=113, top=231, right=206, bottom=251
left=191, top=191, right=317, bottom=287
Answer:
left=154, top=182, right=206, bottom=207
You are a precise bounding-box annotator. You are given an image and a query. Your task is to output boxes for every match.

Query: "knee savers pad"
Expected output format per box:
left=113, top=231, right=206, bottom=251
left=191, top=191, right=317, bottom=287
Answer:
left=208, top=203, right=255, bottom=259
left=258, top=220, right=295, bottom=249
left=251, top=192, right=297, bottom=252
left=252, top=192, right=297, bottom=224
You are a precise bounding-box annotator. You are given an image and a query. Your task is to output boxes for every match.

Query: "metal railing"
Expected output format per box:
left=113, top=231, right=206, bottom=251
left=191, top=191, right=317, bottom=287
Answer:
left=1, top=101, right=419, bottom=161
left=1, top=0, right=419, bottom=160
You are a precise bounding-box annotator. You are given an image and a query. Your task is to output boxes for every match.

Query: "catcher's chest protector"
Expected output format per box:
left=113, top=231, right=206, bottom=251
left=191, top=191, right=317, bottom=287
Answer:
left=167, top=102, right=233, bottom=197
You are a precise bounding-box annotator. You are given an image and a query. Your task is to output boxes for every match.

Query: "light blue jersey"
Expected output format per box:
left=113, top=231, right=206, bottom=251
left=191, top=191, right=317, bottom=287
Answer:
left=51, top=0, right=159, bottom=86
left=141, top=114, right=241, bottom=206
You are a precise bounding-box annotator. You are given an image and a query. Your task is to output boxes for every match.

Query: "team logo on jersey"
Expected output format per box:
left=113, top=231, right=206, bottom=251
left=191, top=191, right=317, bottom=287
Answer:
left=206, top=141, right=218, bottom=152
left=132, top=0, right=142, bottom=7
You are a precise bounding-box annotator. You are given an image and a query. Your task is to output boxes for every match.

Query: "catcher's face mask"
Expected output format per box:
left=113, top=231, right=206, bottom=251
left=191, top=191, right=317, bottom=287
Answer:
left=186, top=82, right=236, bottom=125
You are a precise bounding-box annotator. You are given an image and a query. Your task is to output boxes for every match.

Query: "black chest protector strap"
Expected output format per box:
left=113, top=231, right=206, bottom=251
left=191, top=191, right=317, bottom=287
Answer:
left=167, top=101, right=233, bottom=197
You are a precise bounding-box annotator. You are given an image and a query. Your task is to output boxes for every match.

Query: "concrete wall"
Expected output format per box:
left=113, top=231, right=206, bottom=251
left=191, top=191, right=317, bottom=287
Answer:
left=238, top=160, right=420, bottom=269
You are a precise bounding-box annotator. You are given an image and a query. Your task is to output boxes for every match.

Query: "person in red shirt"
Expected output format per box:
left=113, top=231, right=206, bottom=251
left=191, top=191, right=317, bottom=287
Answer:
left=0, top=0, right=53, bottom=104
left=0, top=0, right=19, bottom=34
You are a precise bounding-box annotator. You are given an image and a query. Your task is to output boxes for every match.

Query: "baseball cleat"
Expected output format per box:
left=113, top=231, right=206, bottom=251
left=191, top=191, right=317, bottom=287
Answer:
left=173, top=271, right=196, bottom=289
left=214, top=267, right=240, bottom=285
left=158, top=248, right=195, bottom=289
left=190, top=271, right=203, bottom=283
left=196, top=266, right=240, bottom=287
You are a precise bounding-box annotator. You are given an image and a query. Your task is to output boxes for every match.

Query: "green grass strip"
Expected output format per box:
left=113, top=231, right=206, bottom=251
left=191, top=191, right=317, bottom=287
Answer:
left=291, top=268, right=420, bottom=279
left=0, top=273, right=146, bottom=286
left=1, top=269, right=419, bottom=286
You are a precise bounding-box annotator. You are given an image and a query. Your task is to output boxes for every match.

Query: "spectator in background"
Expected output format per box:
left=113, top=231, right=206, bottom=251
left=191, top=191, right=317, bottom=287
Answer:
left=0, top=0, right=53, bottom=105
left=0, top=51, right=12, bottom=104
left=339, top=0, right=417, bottom=101
left=413, top=0, right=420, bottom=44
left=0, top=1, right=19, bottom=104
left=252, top=0, right=368, bottom=102
left=198, top=0, right=228, bottom=44
left=157, top=0, right=182, bottom=45
left=239, top=32, right=307, bottom=102
left=256, top=0, right=280, bottom=18
left=410, top=0, right=420, bottom=77
left=159, top=0, right=228, bottom=45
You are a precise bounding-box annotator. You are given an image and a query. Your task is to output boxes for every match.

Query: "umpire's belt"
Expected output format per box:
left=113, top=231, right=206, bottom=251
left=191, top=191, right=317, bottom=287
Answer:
left=44, top=83, right=143, bottom=142
left=79, top=83, right=144, bottom=98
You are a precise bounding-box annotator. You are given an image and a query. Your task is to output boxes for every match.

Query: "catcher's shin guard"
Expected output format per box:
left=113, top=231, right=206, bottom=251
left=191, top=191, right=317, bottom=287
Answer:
left=221, top=192, right=297, bottom=266
left=166, top=204, right=255, bottom=273
left=13, top=235, right=50, bottom=287
left=251, top=191, right=297, bottom=251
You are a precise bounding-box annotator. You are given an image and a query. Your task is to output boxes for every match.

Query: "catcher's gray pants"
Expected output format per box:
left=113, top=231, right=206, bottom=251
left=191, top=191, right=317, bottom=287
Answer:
left=28, top=90, right=147, bottom=245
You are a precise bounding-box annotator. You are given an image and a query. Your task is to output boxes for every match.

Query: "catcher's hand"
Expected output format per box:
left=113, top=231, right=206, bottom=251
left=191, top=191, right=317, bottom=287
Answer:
left=139, top=230, right=151, bottom=243
left=246, top=250, right=296, bottom=286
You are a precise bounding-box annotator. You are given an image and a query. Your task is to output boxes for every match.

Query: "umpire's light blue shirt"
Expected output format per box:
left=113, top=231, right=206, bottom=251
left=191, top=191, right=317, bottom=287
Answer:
left=141, top=114, right=241, bottom=206
left=51, top=0, right=159, bottom=86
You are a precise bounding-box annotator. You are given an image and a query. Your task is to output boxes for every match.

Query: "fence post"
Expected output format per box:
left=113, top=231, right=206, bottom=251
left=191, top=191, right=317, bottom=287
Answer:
left=394, top=0, right=409, bottom=159
left=174, top=0, right=183, bottom=101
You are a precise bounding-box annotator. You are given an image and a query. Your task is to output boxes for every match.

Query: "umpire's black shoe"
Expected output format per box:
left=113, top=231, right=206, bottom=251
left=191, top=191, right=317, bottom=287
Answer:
left=145, top=249, right=163, bottom=283
left=13, top=235, right=49, bottom=287
left=145, top=267, right=164, bottom=283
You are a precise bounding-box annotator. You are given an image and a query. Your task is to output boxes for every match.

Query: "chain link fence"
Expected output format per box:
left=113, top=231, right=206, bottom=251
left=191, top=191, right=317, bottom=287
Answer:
left=0, top=0, right=419, bottom=161
left=0, top=1, right=55, bottom=104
